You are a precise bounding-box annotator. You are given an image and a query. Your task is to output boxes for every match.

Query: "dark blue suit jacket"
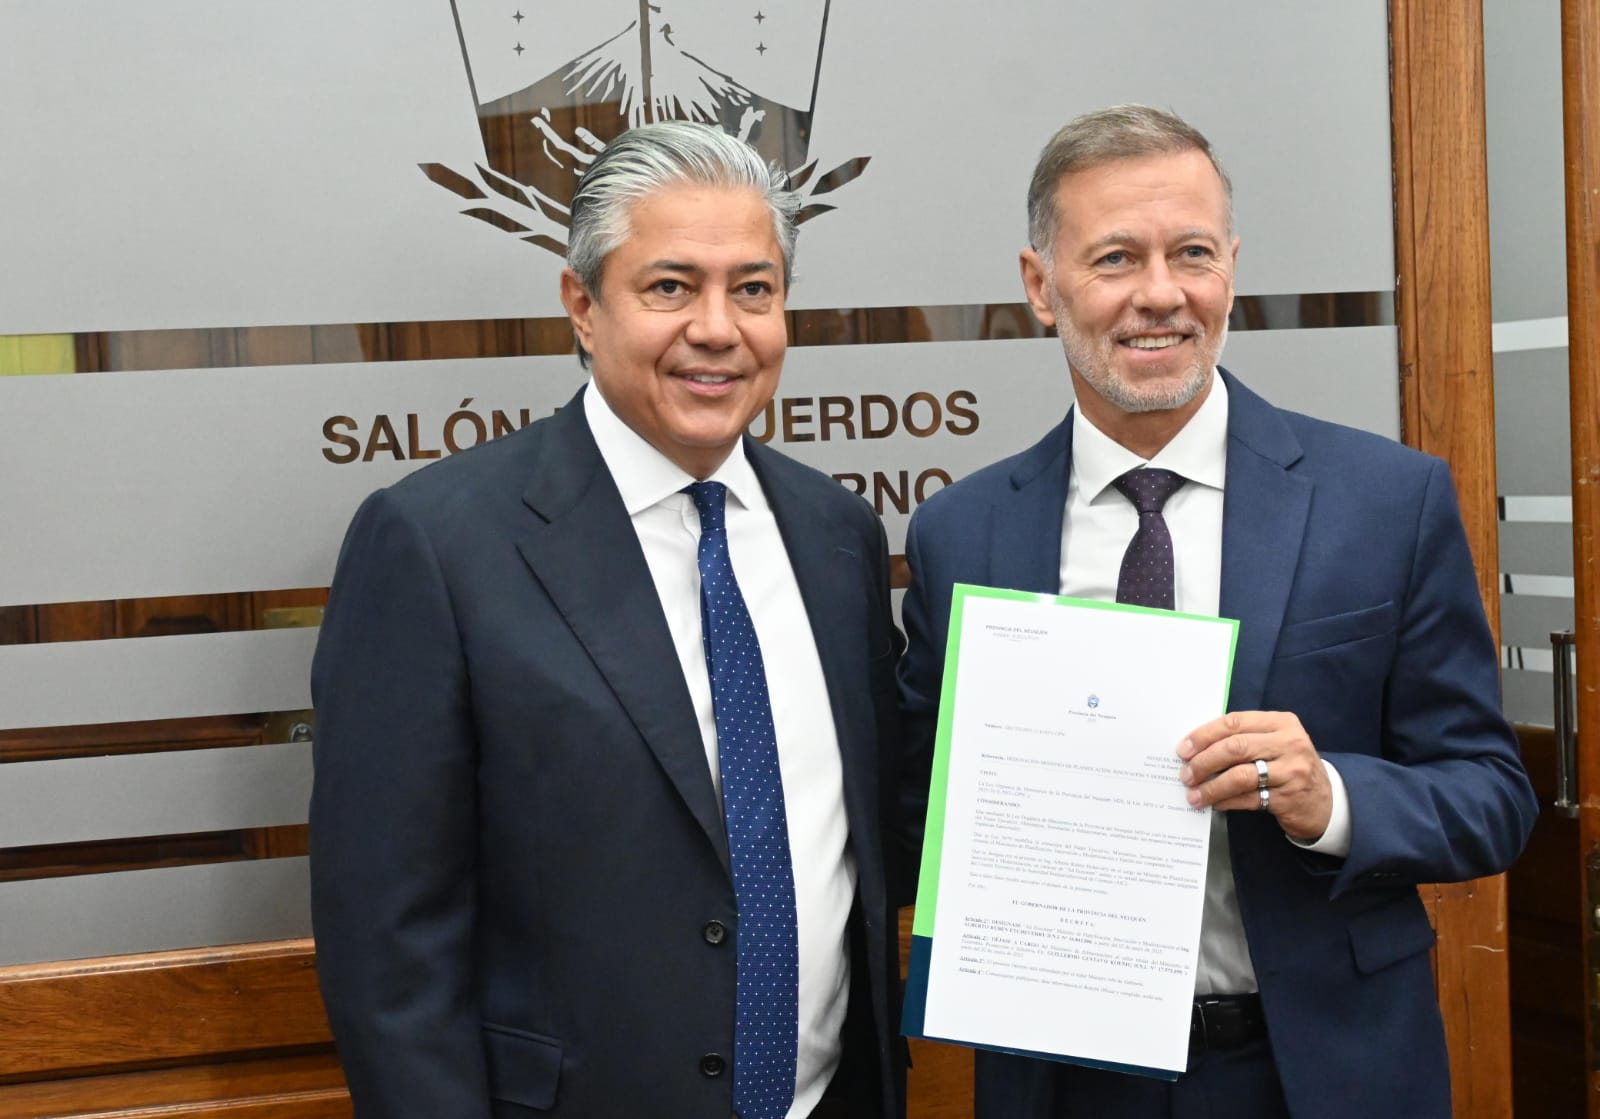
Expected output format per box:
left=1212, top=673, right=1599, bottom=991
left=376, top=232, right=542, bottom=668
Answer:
left=310, top=388, right=907, bottom=1118
left=898, top=370, right=1536, bottom=1119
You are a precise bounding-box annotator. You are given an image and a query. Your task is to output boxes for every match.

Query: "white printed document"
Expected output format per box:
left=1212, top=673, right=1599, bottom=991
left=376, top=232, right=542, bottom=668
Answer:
left=902, top=584, right=1239, bottom=1078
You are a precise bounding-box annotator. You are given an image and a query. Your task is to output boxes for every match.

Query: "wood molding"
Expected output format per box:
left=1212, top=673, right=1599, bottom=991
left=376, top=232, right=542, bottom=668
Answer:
left=0, top=1055, right=348, bottom=1119
left=0, top=921, right=969, bottom=1117
left=0, top=941, right=333, bottom=1082
left=1390, top=2, right=1516, bottom=1117
left=1560, top=1, right=1600, bottom=1113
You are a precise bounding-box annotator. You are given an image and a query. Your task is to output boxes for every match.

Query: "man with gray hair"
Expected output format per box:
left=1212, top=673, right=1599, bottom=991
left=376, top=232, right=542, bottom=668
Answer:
left=311, top=121, right=907, bottom=1119
left=898, top=105, right=1535, bottom=1117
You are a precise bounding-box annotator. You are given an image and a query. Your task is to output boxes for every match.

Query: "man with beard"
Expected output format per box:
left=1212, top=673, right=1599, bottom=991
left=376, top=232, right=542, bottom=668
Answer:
left=897, top=105, right=1535, bottom=1118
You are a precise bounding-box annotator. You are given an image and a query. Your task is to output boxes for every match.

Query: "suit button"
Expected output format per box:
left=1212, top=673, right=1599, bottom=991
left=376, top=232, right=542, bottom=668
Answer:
left=700, top=1052, right=727, bottom=1077
left=703, top=920, right=728, bottom=945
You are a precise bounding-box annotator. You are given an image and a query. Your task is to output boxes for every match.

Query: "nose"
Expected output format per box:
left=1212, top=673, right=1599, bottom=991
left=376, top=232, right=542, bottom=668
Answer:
left=1131, top=259, right=1184, bottom=317
left=684, top=290, right=740, bottom=349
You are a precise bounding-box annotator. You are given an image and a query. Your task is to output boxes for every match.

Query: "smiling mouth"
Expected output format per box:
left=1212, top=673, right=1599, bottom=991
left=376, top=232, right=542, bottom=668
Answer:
left=679, top=372, right=737, bottom=384
left=1119, top=334, right=1188, bottom=350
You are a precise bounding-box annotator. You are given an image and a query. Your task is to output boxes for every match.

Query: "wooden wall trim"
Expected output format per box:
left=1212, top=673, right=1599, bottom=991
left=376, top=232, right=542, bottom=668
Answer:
left=0, top=1054, right=348, bottom=1119
left=1390, top=2, right=1516, bottom=1117
left=1560, top=0, right=1600, bottom=1110
left=0, top=940, right=332, bottom=1082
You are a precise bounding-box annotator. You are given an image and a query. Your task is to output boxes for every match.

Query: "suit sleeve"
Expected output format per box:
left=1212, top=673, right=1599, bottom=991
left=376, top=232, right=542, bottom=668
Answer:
left=1327, top=459, right=1538, bottom=895
left=858, top=506, right=914, bottom=909
left=894, top=507, right=942, bottom=905
left=309, top=488, right=492, bottom=1117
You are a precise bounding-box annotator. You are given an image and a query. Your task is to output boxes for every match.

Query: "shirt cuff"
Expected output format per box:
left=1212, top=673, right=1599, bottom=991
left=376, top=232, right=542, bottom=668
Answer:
left=1289, top=759, right=1351, bottom=857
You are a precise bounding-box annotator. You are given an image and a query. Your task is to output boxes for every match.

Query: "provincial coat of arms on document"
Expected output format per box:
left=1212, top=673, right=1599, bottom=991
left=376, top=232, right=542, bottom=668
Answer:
left=423, top=1, right=870, bottom=257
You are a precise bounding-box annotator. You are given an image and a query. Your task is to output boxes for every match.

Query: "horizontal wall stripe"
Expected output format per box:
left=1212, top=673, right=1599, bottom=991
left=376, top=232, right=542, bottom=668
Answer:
left=1499, top=592, right=1576, bottom=651
left=1505, top=574, right=1575, bottom=597
left=0, top=743, right=311, bottom=848
left=1498, top=521, right=1575, bottom=577
left=0, top=711, right=278, bottom=765
left=2, top=293, right=1397, bottom=374
left=1228, top=292, right=1394, bottom=331
left=0, top=333, right=1400, bottom=608
left=0, top=629, right=315, bottom=731
left=0, top=857, right=310, bottom=968
left=5, top=576, right=911, bottom=640
left=0, top=355, right=589, bottom=609
left=1501, top=495, right=1573, bottom=522
left=1491, top=316, right=1569, bottom=352
left=0, top=591, right=326, bottom=647
left=1501, top=646, right=1577, bottom=675
left=0, top=824, right=308, bottom=883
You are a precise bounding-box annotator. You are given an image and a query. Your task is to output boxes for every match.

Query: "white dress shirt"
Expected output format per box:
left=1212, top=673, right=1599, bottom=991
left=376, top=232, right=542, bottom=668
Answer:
left=585, top=383, right=855, bottom=1118
left=1059, top=374, right=1350, bottom=995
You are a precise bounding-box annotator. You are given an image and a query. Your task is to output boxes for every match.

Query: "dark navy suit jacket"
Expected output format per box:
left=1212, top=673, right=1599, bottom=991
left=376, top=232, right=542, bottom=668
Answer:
left=897, top=370, right=1536, bottom=1119
left=310, top=388, right=907, bottom=1118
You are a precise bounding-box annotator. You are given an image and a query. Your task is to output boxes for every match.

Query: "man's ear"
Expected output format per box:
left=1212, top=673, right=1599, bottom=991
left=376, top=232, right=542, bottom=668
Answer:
left=1226, top=235, right=1241, bottom=314
left=560, top=268, right=597, bottom=354
left=1019, top=248, right=1056, bottom=329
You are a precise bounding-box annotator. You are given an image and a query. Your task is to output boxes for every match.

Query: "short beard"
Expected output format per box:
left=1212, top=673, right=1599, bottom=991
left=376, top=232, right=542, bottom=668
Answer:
left=1050, top=288, right=1221, bottom=414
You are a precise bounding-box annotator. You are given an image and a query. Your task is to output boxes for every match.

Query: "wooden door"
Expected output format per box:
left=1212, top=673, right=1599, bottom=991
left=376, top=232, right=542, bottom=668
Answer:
left=1391, top=2, right=1522, bottom=1114
left=1560, top=3, right=1600, bottom=1115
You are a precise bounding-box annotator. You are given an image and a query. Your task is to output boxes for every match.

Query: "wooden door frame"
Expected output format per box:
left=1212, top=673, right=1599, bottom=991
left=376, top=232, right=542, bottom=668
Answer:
left=1560, top=0, right=1600, bottom=1112
left=1391, top=2, right=1518, bottom=1116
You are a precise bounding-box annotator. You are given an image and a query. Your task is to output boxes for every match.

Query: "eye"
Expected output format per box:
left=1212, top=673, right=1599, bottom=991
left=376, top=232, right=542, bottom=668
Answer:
left=1097, top=250, right=1128, bottom=267
left=653, top=278, right=686, bottom=295
left=1179, top=245, right=1213, bottom=260
left=737, top=280, right=772, bottom=297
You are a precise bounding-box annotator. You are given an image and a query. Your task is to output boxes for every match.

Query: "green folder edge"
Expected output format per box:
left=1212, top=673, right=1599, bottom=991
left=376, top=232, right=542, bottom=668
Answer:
left=901, top=582, right=1241, bottom=1081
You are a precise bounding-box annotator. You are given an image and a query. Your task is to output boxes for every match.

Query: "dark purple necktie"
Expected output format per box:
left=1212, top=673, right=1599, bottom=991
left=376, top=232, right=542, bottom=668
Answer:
left=1111, top=467, right=1187, bottom=609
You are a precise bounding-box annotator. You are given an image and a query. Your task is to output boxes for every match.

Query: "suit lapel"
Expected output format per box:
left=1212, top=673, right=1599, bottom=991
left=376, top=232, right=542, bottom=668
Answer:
left=1217, top=372, right=1311, bottom=713
left=515, top=395, right=730, bottom=874
left=988, top=415, right=1073, bottom=593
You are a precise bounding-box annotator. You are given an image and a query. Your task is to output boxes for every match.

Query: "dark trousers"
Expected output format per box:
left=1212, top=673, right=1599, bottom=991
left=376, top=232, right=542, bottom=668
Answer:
left=807, top=1097, right=856, bottom=1119
left=975, top=1037, right=1291, bottom=1119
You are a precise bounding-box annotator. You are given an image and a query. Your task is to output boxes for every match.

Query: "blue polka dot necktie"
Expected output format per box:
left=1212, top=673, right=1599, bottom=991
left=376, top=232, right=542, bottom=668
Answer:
left=686, top=481, right=798, bottom=1119
left=1111, top=467, right=1187, bottom=609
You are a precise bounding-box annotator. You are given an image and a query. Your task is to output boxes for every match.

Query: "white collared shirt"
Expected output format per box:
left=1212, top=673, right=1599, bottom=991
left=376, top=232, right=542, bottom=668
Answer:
left=585, top=382, right=854, bottom=1118
left=1059, top=374, right=1350, bottom=995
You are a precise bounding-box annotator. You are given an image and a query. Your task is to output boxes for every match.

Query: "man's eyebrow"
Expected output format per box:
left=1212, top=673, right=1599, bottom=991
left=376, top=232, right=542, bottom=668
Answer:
left=1082, top=231, right=1136, bottom=254
left=1081, top=229, right=1223, bottom=255
left=645, top=259, right=700, bottom=274
left=641, top=259, right=778, bottom=275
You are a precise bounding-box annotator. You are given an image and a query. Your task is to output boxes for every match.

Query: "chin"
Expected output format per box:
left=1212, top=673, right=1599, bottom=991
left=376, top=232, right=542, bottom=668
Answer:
left=1105, top=367, right=1210, bottom=413
left=675, top=429, right=745, bottom=455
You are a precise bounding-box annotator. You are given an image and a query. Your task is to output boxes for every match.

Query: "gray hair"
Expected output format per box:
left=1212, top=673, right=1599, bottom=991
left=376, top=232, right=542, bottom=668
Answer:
left=567, top=120, right=799, bottom=293
left=1026, top=105, right=1233, bottom=255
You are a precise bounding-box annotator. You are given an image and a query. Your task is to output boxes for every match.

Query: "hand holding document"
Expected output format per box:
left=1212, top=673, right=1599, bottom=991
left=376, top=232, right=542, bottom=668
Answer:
left=903, top=584, right=1238, bottom=1078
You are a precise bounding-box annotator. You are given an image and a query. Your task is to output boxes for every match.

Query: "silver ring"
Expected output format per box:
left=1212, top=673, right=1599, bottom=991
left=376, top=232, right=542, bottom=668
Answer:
left=1257, top=786, right=1271, bottom=812
left=1254, top=759, right=1270, bottom=790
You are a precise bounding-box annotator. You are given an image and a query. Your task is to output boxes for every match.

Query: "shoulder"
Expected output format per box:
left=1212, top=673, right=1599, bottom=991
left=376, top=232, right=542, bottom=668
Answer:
left=358, top=409, right=561, bottom=536
left=911, top=417, right=1070, bottom=534
left=1272, top=407, right=1444, bottom=492
left=1225, top=371, right=1443, bottom=496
